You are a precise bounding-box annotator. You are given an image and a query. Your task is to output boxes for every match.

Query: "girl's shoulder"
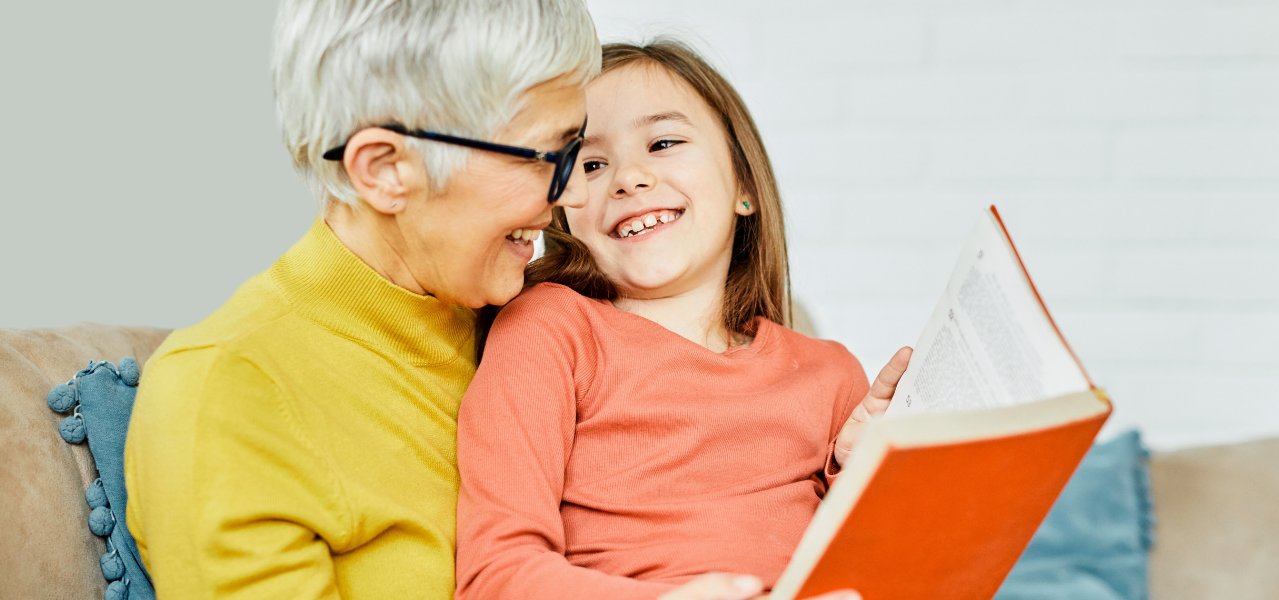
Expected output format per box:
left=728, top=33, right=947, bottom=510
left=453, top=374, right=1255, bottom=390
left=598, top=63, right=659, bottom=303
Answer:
left=766, top=319, right=853, bottom=358
left=502, top=282, right=604, bottom=318
left=488, top=282, right=608, bottom=341
left=764, top=319, right=867, bottom=382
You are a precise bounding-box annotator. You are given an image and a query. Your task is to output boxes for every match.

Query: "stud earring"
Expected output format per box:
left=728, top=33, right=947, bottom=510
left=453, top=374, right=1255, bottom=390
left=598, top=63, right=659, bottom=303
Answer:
left=390, top=201, right=398, bottom=209
left=742, top=201, right=751, bottom=210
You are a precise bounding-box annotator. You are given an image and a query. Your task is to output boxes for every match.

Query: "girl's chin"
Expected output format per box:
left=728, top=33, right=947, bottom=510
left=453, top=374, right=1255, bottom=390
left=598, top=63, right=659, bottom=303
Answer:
left=616, top=272, right=688, bottom=296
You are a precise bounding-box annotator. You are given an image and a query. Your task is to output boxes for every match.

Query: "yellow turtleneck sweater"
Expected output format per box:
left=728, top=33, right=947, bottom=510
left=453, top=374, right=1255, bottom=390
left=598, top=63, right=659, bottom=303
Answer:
left=125, top=219, right=477, bottom=600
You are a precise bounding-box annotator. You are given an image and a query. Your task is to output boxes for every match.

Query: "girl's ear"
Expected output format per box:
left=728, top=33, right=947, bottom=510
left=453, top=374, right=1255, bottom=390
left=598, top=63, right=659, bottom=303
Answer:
left=734, top=193, right=758, bottom=217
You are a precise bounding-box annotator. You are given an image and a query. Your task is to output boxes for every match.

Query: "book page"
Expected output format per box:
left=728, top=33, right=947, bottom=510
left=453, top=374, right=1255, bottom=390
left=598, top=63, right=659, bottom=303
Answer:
left=885, top=208, right=1090, bottom=417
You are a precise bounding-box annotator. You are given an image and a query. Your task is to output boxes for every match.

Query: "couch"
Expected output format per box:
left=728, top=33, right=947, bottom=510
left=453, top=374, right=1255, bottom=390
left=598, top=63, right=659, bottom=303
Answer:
left=2, top=324, right=1276, bottom=599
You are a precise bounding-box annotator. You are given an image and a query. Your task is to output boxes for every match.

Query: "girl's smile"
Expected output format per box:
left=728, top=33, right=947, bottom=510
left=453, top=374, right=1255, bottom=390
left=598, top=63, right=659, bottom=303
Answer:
left=609, top=208, right=685, bottom=239
left=568, top=63, right=751, bottom=298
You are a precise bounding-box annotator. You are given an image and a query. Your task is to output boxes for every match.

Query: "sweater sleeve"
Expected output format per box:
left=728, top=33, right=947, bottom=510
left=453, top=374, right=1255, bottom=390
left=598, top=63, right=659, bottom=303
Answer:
left=126, top=349, right=343, bottom=600
left=456, top=288, right=677, bottom=600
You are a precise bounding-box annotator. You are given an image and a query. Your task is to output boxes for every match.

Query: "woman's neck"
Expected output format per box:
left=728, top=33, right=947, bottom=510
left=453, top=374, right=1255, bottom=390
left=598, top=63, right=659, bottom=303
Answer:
left=324, top=200, right=431, bottom=296
left=612, top=280, right=742, bottom=353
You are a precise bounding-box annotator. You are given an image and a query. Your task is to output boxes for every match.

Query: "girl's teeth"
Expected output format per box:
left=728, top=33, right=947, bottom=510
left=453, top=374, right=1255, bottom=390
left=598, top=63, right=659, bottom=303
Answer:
left=511, top=229, right=523, bottom=239
left=521, top=229, right=539, bottom=242
left=617, top=210, right=684, bottom=237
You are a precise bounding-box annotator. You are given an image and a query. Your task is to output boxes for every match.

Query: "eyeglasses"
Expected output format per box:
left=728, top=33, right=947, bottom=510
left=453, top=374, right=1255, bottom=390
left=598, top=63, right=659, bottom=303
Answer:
left=322, top=118, right=587, bottom=203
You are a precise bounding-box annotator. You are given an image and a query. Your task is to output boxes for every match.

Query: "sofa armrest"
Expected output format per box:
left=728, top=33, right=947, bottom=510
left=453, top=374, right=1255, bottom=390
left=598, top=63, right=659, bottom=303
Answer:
left=1149, top=437, right=1279, bottom=600
left=0, top=324, right=170, bottom=599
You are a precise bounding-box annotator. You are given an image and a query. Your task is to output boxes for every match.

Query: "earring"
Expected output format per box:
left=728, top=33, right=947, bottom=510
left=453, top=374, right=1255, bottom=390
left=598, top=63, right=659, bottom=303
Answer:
left=390, top=201, right=398, bottom=209
left=742, top=201, right=751, bottom=210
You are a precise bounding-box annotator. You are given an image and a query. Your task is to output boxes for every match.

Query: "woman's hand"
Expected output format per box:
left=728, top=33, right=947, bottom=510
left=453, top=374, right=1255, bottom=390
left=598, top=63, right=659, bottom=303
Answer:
left=833, top=347, right=913, bottom=467
left=656, top=573, right=861, bottom=600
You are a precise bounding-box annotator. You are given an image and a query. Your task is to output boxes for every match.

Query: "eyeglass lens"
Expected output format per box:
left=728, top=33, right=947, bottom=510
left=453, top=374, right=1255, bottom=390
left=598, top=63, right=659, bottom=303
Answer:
left=549, top=137, right=583, bottom=203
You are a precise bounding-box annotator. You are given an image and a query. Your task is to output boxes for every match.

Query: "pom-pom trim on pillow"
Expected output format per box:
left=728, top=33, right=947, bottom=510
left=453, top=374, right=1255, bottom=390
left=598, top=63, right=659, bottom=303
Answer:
left=48, top=360, right=150, bottom=600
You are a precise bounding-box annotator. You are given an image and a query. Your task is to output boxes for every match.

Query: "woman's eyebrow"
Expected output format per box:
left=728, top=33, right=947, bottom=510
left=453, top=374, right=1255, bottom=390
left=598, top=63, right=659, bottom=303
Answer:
left=556, top=124, right=583, bottom=142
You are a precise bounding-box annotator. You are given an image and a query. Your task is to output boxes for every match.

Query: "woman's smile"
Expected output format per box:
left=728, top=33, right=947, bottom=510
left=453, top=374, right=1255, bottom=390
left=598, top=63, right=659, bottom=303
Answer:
left=504, top=223, right=548, bottom=262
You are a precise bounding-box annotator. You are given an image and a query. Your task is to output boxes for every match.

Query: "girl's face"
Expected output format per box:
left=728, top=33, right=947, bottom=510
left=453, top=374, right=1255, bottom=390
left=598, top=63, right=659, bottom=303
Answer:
left=568, top=63, right=753, bottom=300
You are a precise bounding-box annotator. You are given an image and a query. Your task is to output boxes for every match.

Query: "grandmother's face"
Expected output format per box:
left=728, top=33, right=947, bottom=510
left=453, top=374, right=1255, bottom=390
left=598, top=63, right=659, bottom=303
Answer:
left=401, top=78, right=588, bottom=307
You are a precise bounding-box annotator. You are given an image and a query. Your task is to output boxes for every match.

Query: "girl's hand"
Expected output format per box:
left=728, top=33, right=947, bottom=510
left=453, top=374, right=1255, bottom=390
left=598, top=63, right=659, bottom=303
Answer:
left=656, top=573, right=862, bottom=600
left=658, top=574, right=762, bottom=600
left=833, top=347, right=913, bottom=467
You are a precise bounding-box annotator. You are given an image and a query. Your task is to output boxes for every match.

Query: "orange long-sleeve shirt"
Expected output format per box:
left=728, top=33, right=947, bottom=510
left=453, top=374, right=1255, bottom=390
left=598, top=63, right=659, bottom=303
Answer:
left=456, top=283, right=869, bottom=600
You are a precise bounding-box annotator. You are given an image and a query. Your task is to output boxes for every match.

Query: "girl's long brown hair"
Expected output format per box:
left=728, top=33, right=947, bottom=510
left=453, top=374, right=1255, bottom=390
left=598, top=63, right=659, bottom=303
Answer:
left=478, top=39, right=790, bottom=358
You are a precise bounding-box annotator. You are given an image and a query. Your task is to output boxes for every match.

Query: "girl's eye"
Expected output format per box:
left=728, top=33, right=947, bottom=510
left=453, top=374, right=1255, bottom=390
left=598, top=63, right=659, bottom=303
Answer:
left=649, top=139, right=684, bottom=152
left=582, top=160, right=605, bottom=174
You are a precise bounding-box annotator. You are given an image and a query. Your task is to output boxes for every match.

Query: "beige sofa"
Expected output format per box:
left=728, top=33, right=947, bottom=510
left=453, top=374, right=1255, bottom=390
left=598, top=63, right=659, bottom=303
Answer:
left=1, top=324, right=1276, bottom=599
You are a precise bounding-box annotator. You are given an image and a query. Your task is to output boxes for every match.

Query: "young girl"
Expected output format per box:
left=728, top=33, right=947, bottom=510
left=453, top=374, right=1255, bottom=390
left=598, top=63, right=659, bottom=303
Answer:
left=456, top=41, right=911, bottom=600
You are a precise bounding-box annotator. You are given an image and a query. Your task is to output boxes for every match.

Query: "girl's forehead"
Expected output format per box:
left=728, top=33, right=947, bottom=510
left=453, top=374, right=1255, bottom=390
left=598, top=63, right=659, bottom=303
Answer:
left=585, top=63, right=714, bottom=137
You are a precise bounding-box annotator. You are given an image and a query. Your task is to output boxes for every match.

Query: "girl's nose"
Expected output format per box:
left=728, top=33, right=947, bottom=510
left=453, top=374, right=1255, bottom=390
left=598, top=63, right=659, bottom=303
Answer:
left=609, top=161, right=656, bottom=198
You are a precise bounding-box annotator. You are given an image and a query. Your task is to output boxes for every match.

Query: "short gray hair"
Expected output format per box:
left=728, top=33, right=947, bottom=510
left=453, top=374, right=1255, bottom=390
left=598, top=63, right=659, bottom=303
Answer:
left=273, top=0, right=601, bottom=208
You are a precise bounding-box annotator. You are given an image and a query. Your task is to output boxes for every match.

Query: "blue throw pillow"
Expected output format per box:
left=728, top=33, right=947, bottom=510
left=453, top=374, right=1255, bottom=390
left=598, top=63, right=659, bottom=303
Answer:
left=48, top=360, right=155, bottom=600
left=994, top=429, right=1154, bottom=600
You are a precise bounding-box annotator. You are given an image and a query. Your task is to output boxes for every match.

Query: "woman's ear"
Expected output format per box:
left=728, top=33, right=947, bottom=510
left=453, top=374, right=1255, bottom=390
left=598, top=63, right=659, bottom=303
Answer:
left=734, top=192, right=758, bottom=217
left=343, top=128, right=417, bottom=215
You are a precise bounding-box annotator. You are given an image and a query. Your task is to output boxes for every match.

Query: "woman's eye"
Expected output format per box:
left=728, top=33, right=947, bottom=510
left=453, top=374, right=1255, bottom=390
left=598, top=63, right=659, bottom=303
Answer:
left=582, top=160, right=605, bottom=174
left=649, top=139, right=684, bottom=152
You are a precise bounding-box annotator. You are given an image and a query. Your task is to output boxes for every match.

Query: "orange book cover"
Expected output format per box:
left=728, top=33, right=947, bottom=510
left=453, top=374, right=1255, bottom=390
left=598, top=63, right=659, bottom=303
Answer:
left=779, top=400, right=1109, bottom=600
left=771, top=206, right=1111, bottom=600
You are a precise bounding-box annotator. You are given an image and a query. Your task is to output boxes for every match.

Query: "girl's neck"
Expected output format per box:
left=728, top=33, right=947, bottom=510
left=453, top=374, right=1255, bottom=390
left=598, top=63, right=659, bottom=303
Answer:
left=612, top=281, right=743, bottom=354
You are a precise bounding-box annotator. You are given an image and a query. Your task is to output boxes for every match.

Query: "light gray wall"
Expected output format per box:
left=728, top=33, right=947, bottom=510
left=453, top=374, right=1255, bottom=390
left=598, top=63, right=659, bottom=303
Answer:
left=1, top=1, right=1275, bottom=450
left=587, top=0, right=1279, bottom=450
left=0, top=1, right=314, bottom=330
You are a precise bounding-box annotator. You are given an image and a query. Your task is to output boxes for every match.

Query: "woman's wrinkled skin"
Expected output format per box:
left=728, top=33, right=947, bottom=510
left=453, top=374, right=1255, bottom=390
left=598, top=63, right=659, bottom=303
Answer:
left=327, top=76, right=589, bottom=308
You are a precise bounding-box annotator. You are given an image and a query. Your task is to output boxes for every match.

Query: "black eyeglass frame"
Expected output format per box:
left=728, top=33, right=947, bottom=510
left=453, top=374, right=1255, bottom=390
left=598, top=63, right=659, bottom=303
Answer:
left=322, top=119, right=587, bottom=203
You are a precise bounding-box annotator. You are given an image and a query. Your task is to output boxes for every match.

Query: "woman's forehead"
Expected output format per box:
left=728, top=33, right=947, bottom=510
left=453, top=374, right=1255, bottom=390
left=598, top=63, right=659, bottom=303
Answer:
left=505, top=77, right=587, bottom=145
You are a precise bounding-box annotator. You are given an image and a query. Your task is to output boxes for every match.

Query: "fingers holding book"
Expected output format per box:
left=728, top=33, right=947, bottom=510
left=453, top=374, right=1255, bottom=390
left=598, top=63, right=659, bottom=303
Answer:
left=833, top=346, right=913, bottom=466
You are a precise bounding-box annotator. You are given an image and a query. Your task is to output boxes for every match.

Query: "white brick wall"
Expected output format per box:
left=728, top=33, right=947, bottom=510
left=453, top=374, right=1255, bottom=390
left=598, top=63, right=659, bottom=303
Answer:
left=0, top=1, right=1272, bottom=452
left=587, top=0, right=1279, bottom=450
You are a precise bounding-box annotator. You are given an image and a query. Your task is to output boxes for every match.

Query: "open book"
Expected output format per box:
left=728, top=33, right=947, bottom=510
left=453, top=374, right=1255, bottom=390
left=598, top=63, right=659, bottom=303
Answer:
left=770, top=206, right=1111, bottom=600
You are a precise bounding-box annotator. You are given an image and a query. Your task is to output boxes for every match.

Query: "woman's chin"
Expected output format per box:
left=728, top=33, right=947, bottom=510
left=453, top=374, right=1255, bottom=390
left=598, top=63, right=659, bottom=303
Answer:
left=477, top=267, right=528, bottom=307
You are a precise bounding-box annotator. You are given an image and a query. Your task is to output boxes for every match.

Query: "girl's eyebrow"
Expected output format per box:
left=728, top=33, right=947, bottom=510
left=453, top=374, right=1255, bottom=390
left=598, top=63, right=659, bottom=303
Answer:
left=633, top=111, right=692, bottom=129
left=583, top=111, right=693, bottom=149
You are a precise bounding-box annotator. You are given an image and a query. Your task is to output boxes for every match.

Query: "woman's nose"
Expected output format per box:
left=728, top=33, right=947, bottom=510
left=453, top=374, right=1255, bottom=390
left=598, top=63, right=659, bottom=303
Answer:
left=553, top=163, right=589, bottom=209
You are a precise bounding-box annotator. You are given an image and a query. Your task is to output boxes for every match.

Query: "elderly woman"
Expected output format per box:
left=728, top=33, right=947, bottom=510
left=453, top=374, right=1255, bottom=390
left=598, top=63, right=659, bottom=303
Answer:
left=124, top=2, right=783, bottom=599
left=122, top=1, right=597, bottom=598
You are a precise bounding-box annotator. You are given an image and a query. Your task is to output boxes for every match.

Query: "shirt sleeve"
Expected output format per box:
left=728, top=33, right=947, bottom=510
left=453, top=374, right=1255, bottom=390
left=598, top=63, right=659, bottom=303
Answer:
left=127, top=349, right=345, bottom=600
left=455, top=290, right=677, bottom=600
left=821, top=341, right=871, bottom=485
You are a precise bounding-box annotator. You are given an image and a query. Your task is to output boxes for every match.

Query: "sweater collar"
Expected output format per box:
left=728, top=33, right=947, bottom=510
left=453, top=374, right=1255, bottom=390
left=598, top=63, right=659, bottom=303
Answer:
left=269, top=219, right=476, bottom=366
